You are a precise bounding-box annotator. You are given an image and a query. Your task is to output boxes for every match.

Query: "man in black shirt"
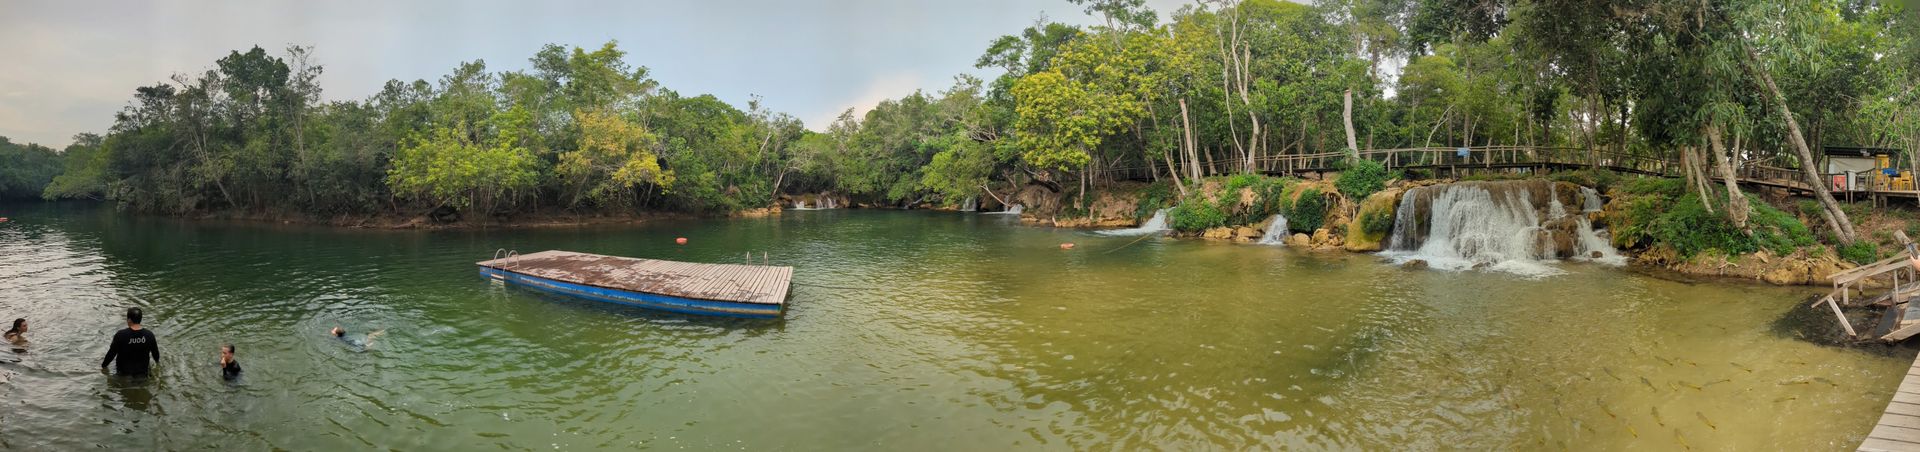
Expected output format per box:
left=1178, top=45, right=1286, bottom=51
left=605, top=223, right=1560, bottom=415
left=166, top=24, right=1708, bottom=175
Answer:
left=101, top=307, right=159, bottom=376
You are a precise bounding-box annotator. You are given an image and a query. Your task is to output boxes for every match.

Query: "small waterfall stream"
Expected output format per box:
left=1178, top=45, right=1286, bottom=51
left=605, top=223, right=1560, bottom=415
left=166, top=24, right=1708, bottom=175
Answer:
left=1257, top=214, right=1289, bottom=245
left=1097, top=208, right=1172, bottom=236
left=985, top=204, right=1024, bottom=215
left=1384, top=180, right=1623, bottom=276
left=961, top=197, right=978, bottom=212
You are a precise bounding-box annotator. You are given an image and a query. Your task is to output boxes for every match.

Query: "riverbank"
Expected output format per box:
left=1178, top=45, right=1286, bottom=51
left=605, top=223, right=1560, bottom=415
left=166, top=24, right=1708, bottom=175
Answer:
left=988, top=171, right=1912, bottom=286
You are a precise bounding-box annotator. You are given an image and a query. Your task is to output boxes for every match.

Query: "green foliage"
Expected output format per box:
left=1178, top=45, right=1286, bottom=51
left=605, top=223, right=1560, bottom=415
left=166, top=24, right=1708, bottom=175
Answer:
left=1334, top=159, right=1389, bottom=201
left=1613, top=179, right=1815, bottom=258
left=1168, top=197, right=1227, bottom=232
left=1359, top=206, right=1395, bottom=236
left=1548, top=169, right=1623, bottom=193
left=0, top=136, right=66, bottom=200
left=1839, top=240, right=1881, bottom=265
left=1134, top=181, right=1173, bottom=220
left=1288, top=188, right=1328, bottom=233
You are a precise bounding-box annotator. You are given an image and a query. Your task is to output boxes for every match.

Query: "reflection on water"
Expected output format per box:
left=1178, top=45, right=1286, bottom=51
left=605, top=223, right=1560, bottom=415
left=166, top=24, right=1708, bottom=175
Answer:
left=0, top=202, right=1911, bottom=450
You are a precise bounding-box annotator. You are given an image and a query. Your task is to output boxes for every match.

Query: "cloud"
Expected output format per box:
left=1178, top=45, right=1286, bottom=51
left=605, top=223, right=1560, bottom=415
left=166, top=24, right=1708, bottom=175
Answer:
left=804, top=72, right=923, bottom=131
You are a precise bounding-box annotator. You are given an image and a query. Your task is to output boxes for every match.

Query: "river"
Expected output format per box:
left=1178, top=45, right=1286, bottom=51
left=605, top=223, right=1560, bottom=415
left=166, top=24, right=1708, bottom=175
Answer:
left=0, top=203, right=1910, bottom=450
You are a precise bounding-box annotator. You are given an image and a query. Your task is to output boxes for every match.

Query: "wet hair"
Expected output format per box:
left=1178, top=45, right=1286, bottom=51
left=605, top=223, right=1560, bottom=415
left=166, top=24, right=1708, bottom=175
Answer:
left=333, top=328, right=345, bottom=337
left=126, top=307, right=142, bottom=325
left=223, top=344, right=234, bottom=354
left=5, top=318, right=21, bottom=335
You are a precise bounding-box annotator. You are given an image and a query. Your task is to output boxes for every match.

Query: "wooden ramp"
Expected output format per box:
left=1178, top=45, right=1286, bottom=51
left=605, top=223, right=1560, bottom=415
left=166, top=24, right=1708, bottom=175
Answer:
left=1862, top=356, right=1920, bottom=451
left=478, top=250, right=793, bottom=307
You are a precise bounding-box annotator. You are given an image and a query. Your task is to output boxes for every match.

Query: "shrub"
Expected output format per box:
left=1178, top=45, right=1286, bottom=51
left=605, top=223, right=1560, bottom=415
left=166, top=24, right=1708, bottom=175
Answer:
left=1335, top=159, right=1390, bottom=201
left=1135, top=182, right=1173, bottom=220
left=1169, top=198, right=1227, bottom=232
left=1643, top=193, right=1816, bottom=258
left=1549, top=169, right=1623, bottom=192
left=1290, top=188, right=1327, bottom=233
left=1839, top=240, right=1881, bottom=265
left=1360, top=206, right=1395, bottom=236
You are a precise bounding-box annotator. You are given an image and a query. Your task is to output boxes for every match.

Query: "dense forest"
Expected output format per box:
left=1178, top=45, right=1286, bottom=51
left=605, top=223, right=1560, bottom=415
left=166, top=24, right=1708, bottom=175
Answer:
left=6, top=0, right=1918, bottom=237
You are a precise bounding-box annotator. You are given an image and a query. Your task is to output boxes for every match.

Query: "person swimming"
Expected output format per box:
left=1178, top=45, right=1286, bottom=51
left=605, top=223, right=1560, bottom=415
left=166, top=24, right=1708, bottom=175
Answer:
left=219, top=344, right=241, bottom=380
left=330, top=326, right=385, bottom=351
left=4, top=318, right=24, bottom=345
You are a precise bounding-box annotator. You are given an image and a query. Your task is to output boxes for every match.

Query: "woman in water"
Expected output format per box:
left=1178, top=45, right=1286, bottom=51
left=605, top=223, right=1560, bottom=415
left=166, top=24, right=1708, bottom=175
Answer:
left=4, top=318, right=25, bottom=345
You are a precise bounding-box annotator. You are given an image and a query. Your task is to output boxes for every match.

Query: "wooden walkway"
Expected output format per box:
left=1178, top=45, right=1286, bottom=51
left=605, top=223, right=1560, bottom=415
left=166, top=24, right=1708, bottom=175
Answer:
left=1100, top=145, right=1916, bottom=201
left=1862, top=356, right=1920, bottom=451
left=478, top=250, right=792, bottom=306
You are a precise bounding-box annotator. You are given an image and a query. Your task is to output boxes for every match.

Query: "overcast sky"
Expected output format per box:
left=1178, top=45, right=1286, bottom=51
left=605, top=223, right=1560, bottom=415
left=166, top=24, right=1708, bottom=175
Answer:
left=0, top=0, right=1197, bottom=147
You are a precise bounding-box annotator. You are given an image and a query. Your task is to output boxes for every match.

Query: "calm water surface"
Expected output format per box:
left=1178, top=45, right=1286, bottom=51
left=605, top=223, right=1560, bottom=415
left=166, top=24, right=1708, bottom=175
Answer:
left=0, top=203, right=1911, bottom=450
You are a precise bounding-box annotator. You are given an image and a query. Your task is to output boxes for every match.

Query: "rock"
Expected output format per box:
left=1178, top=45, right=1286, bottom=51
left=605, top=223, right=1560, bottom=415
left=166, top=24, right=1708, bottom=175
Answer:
left=1590, top=251, right=1603, bottom=259
left=1344, top=187, right=1405, bottom=252
left=1203, top=227, right=1235, bottom=240
left=1287, top=233, right=1311, bottom=246
left=1404, top=259, right=1429, bottom=270
left=1234, top=226, right=1260, bottom=241
left=1311, top=228, right=1332, bottom=244
left=1761, top=266, right=1806, bottom=285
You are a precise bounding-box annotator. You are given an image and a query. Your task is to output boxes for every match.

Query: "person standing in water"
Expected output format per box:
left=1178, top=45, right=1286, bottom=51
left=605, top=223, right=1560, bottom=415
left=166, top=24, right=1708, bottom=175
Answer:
left=219, top=344, right=242, bottom=380
left=101, top=308, right=160, bottom=376
left=4, top=318, right=25, bottom=345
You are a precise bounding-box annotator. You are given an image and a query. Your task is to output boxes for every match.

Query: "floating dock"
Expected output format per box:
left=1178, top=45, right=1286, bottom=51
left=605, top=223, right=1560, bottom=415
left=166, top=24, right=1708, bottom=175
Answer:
left=478, top=250, right=792, bottom=318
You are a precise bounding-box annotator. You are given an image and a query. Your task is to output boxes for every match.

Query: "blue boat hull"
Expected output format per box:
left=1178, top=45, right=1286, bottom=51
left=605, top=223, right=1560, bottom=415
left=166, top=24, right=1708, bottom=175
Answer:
left=479, top=267, right=784, bottom=319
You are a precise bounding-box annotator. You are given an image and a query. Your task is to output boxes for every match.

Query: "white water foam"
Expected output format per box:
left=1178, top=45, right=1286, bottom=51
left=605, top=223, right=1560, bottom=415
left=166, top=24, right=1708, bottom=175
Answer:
left=1097, top=208, right=1172, bottom=236
left=1257, top=214, right=1289, bottom=245
left=1382, top=180, right=1625, bottom=277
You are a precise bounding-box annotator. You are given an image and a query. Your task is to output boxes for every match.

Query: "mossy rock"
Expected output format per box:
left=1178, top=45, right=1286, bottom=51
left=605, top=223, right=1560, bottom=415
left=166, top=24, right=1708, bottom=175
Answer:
left=1344, top=187, right=1405, bottom=252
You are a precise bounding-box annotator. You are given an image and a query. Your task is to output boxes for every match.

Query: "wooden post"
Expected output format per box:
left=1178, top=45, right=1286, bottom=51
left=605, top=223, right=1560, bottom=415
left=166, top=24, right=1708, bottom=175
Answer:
left=1828, top=297, right=1857, bottom=338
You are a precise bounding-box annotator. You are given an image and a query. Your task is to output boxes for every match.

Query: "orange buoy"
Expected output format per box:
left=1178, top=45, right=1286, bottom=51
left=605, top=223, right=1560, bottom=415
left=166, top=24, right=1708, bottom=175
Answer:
left=675, top=237, right=688, bottom=245
left=1059, top=243, right=1075, bottom=250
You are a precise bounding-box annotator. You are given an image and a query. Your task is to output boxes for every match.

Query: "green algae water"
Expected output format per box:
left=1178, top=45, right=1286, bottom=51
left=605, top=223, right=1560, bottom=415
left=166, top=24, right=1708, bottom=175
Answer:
left=0, top=203, right=1912, bottom=450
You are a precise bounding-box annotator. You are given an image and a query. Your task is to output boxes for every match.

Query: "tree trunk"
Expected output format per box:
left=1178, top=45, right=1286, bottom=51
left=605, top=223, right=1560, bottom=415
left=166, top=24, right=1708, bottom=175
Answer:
left=1742, top=40, right=1857, bottom=243
left=1705, top=125, right=1749, bottom=230
left=1181, top=98, right=1201, bottom=183
left=1343, top=89, right=1358, bottom=159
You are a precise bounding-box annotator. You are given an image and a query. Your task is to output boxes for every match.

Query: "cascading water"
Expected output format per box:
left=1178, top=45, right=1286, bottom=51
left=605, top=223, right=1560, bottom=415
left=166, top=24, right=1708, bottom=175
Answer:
left=792, top=200, right=812, bottom=210
left=985, top=204, right=1024, bottom=215
left=823, top=196, right=838, bottom=209
left=1257, top=214, right=1289, bottom=245
left=961, top=197, right=978, bottom=212
left=1097, top=208, right=1171, bottom=236
left=1383, top=180, right=1624, bottom=276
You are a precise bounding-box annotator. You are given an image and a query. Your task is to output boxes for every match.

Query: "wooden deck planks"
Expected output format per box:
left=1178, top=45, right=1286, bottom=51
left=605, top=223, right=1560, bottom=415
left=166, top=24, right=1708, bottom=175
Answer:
left=1864, top=354, right=1920, bottom=451
left=479, top=250, right=793, bottom=306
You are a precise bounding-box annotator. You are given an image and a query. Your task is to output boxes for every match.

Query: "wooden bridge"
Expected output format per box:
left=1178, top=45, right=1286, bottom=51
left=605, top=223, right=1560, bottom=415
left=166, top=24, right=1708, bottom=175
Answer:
left=1102, top=146, right=1919, bottom=202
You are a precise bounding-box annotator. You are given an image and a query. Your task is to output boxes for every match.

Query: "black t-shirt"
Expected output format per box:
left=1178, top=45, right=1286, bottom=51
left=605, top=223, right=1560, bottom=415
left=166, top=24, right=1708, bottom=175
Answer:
left=222, top=360, right=242, bottom=379
left=101, top=327, right=159, bottom=375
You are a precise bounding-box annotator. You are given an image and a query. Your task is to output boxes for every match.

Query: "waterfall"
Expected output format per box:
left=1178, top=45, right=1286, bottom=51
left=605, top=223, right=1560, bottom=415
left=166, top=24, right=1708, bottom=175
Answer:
left=1580, top=187, right=1604, bottom=213
left=961, top=196, right=978, bottom=212
left=1257, top=214, right=1289, bottom=245
left=792, top=200, right=812, bottom=210
left=1383, top=180, right=1624, bottom=276
left=823, top=197, right=838, bottom=209
left=984, top=203, right=1023, bottom=215
left=1097, top=208, right=1171, bottom=236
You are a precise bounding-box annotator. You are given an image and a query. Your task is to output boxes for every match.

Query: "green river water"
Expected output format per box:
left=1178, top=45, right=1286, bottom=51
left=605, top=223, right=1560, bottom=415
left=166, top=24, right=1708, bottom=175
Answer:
left=0, top=203, right=1912, bottom=450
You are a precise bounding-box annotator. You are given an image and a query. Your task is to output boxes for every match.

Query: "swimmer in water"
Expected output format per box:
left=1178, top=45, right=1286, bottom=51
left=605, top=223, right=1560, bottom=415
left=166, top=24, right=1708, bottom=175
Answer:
left=4, top=318, right=25, bottom=345
left=330, top=326, right=385, bottom=351
left=219, top=344, right=241, bottom=380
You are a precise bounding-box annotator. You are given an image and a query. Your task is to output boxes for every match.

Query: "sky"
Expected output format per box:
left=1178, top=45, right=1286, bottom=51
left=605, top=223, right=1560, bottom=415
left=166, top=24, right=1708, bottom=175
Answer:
left=0, top=0, right=1194, bottom=148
